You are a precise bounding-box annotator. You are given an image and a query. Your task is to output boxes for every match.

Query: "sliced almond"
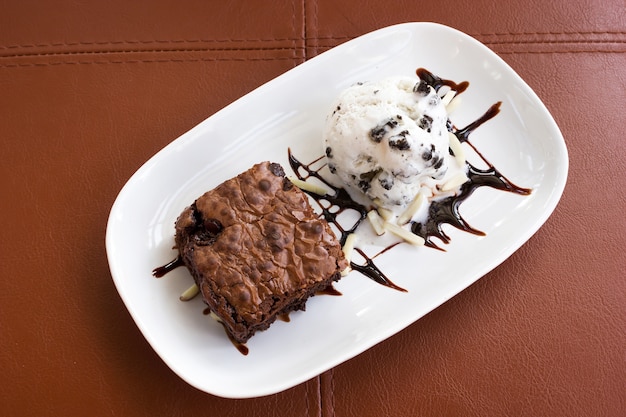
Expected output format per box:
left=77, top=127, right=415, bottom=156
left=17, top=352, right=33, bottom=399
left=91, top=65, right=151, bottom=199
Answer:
left=342, top=233, right=358, bottom=262
left=367, top=210, right=386, bottom=236
left=441, top=171, right=469, bottom=192
left=288, top=177, right=328, bottom=196
left=448, top=131, right=466, bottom=167
left=208, top=311, right=223, bottom=323
left=377, top=207, right=395, bottom=222
left=441, top=89, right=456, bottom=106
left=384, top=222, right=425, bottom=246
left=341, top=233, right=358, bottom=276
left=397, top=192, right=425, bottom=225
left=179, top=283, right=200, bottom=301
left=446, top=95, right=462, bottom=113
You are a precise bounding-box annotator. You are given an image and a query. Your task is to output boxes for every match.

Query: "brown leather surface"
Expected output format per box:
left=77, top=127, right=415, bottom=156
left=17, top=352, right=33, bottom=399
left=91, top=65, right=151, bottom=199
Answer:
left=1, top=1, right=625, bottom=416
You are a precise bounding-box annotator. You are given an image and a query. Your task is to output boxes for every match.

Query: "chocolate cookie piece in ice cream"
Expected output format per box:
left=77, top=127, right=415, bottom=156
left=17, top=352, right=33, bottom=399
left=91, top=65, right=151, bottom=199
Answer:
left=323, top=76, right=464, bottom=213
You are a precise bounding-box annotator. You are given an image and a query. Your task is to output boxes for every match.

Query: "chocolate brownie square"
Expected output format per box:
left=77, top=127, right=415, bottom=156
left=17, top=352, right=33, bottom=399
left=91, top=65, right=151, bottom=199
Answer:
left=174, top=162, right=348, bottom=344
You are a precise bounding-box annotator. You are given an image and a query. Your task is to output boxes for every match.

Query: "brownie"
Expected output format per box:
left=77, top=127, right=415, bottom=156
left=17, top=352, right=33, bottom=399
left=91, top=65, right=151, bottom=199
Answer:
left=174, top=162, right=348, bottom=344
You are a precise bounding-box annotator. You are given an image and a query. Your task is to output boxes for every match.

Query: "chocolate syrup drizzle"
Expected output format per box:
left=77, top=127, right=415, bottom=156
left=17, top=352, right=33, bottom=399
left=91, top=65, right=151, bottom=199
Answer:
left=288, top=151, right=408, bottom=292
left=416, top=67, right=469, bottom=95
left=151, top=68, right=532, bottom=353
left=411, top=99, right=531, bottom=248
left=155, top=68, right=531, bottom=289
left=288, top=67, right=531, bottom=286
left=152, top=255, right=183, bottom=278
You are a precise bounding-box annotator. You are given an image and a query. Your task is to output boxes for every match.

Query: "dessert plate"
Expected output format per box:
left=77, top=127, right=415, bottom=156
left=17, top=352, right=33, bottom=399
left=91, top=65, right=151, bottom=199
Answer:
left=106, top=22, right=567, bottom=398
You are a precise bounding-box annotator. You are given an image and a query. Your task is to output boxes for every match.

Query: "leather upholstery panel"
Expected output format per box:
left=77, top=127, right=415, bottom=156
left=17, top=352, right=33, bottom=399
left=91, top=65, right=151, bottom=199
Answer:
left=1, top=1, right=624, bottom=416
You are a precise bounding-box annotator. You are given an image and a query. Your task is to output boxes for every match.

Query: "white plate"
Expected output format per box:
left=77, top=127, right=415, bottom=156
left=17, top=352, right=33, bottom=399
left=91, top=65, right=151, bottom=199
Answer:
left=106, top=22, right=567, bottom=398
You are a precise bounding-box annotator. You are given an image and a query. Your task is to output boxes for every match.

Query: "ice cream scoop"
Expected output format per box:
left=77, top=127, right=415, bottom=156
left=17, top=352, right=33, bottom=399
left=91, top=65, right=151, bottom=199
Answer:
left=322, top=75, right=466, bottom=215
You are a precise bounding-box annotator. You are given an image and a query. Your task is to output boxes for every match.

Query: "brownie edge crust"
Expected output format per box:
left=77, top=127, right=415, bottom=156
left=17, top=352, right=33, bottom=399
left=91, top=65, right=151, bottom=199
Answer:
left=174, top=162, right=348, bottom=344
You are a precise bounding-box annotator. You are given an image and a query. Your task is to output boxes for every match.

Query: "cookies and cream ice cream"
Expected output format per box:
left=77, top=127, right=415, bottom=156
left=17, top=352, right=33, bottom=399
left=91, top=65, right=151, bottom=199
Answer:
left=322, top=75, right=467, bottom=218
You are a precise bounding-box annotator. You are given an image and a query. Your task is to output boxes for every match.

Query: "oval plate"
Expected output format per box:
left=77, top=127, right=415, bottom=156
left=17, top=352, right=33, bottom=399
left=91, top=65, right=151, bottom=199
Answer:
left=106, top=22, right=568, bottom=398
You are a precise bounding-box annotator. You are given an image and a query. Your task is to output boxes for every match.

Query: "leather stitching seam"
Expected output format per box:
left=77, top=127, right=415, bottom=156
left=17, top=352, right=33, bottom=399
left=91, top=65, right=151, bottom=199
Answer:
left=484, top=39, right=626, bottom=45
left=0, top=47, right=304, bottom=60
left=2, top=30, right=625, bottom=51
left=0, top=56, right=302, bottom=68
left=0, top=38, right=303, bottom=50
left=497, top=49, right=626, bottom=54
